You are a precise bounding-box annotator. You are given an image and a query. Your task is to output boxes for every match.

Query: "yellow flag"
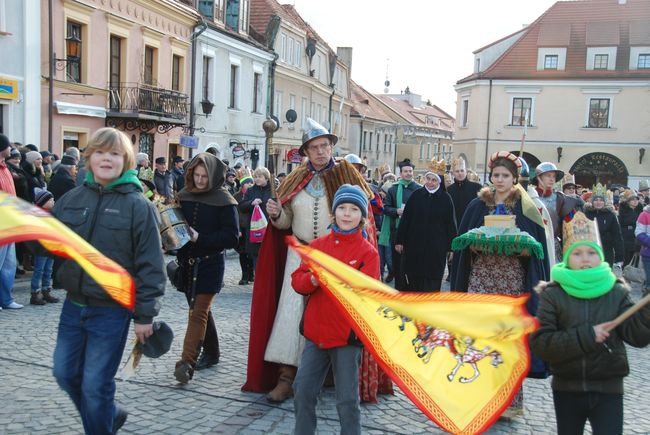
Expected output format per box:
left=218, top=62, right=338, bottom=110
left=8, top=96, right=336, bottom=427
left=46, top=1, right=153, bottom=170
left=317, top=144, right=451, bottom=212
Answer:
left=287, top=237, right=537, bottom=434
left=0, top=192, right=134, bottom=309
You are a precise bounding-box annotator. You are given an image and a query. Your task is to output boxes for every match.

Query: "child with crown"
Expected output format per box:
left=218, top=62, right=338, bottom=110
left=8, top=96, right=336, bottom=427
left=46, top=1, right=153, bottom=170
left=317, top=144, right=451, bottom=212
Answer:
left=531, top=212, right=650, bottom=434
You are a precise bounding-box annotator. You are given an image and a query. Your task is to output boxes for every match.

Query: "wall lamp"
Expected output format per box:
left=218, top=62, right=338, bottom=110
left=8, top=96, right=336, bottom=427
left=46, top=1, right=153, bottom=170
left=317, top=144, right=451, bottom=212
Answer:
left=53, top=34, right=81, bottom=70
left=556, top=146, right=563, bottom=163
left=640, top=148, right=646, bottom=164
left=196, top=100, right=214, bottom=118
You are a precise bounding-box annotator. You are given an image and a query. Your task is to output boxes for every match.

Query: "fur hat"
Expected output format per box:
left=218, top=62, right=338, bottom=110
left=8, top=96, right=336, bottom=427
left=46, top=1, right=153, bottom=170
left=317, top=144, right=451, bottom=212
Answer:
left=34, top=187, right=54, bottom=207
left=332, top=184, right=368, bottom=218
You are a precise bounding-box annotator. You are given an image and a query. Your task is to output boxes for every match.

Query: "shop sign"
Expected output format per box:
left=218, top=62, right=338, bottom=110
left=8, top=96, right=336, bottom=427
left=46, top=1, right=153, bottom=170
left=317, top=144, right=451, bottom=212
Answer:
left=571, top=152, right=628, bottom=175
left=286, top=148, right=303, bottom=164
left=0, top=77, right=18, bottom=100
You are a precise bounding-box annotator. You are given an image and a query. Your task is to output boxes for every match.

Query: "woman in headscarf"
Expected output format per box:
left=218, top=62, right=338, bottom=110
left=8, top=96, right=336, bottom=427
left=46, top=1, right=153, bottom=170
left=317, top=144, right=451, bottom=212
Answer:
left=450, top=151, right=550, bottom=419
left=173, top=153, right=239, bottom=384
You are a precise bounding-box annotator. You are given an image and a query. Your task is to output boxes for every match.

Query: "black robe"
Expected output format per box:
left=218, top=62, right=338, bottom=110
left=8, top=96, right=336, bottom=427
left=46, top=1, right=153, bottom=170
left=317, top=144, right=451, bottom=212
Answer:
left=447, top=179, right=481, bottom=225
left=396, top=187, right=457, bottom=289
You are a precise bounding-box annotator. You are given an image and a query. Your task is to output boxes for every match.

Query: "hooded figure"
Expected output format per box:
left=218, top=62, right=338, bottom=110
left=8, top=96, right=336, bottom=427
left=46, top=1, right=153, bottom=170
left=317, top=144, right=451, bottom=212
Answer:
left=173, top=153, right=239, bottom=384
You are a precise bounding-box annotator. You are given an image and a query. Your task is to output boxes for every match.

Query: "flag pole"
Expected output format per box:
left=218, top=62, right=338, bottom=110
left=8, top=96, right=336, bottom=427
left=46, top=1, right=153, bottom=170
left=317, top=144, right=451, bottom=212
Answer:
left=605, top=292, right=650, bottom=332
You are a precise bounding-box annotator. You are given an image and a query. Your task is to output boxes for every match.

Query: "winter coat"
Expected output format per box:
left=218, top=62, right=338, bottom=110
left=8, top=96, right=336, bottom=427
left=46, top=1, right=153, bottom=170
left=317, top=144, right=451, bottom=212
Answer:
left=172, top=167, right=185, bottom=192
left=585, top=204, right=624, bottom=266
left=52, top=173, right=165, bottom=324
left=5, top=160, right=29, bottom=200
left=530, top=280, right=650, bottom=394
left=239, top=183, right=273, bottom=257
left=635, top=205, right=650, bottom=260
left=396, top=187, right=457, bottom=282
left=292, top=229, right=379, bottom=349
left=383, top=180, right=421, bottom=243
left=618, top=202, right=643, bottom=254
left=154, top=169, right=174, bottom=198
left=48, top=167, right=77, bottom=201
left=447, top=179, right=481, bottom=226
left=21, top=161, right=45, bottom=202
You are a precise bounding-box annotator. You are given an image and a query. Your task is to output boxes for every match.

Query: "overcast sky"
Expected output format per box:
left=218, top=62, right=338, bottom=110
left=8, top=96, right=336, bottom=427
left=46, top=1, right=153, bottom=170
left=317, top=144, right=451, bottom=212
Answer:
left=292, top=0, right=560, bottom=117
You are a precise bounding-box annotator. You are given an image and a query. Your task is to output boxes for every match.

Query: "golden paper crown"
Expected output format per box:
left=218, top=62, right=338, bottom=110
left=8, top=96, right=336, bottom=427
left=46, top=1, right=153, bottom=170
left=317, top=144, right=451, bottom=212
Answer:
left=591, top=183, right=607, bottom=198
left=467, top=169, right=480, bottom=183
left=561, top=173, right=576, bottom=186
left=429, top=159, right=446, bottom=176
left=378, top=163, right=391, bottom=177
left=562, top=211, right=601, bottom=253
left=138, top=167, right=154, bottom=183
left=238, top=167, right=252, bottom=182
left=444, top=172, right=453, bottom=186
left=451, top=157, right=466, bottom=171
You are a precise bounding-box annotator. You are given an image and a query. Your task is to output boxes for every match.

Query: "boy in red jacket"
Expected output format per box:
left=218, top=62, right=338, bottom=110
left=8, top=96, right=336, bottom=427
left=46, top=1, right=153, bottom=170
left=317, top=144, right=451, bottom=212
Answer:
left=291, top=184, right=379, bottom=435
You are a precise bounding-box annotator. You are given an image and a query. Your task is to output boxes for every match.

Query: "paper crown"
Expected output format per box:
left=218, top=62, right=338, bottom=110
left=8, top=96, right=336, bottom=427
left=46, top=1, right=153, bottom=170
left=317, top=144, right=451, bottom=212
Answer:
left=451, top=157, right=466, bottom=171
left=467, top=169, right=480, bottom=183
left=562, top=211, right=601, bottom=253
left=562, top=173, right=576, bottom=187
left=591, top=183, right=608, bottom=200
left=429, top=158, right=447, bottom=176
left=378, top=163, right=391, bottom=177
left=237, top=167, right=252, bottom=181
left=138, top=167, right=154, bottom=183
left=621, top=188, right=638, bottom=202
left=444, top=172, right=453, bottom=185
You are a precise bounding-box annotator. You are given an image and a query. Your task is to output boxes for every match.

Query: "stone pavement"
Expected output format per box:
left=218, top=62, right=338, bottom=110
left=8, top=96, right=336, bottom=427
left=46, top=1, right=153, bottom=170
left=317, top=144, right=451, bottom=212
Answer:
left=1, top=252, right=649, bottom=434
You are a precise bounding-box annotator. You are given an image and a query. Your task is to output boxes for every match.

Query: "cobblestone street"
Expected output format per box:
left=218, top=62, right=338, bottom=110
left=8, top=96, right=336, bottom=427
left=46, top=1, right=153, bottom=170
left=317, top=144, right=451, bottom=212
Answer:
left=1, top=253, right=649, bottom=434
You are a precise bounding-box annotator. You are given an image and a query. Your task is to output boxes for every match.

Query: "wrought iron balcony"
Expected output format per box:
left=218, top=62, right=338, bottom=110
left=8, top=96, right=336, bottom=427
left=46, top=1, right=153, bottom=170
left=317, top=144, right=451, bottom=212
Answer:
left=107, top=83, right=188, bottom=121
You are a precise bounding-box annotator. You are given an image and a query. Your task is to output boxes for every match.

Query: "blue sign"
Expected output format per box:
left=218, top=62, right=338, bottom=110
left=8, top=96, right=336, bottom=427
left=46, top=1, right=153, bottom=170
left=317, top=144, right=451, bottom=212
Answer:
left=180, top=135, right=199, bottom=149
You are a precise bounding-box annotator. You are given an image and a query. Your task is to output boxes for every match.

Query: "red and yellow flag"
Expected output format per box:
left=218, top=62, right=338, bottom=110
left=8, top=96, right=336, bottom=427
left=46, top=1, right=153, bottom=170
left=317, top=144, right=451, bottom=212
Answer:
left=0, top=192, right=134, bottom=309
left=288, top=237, right=538, bottom=434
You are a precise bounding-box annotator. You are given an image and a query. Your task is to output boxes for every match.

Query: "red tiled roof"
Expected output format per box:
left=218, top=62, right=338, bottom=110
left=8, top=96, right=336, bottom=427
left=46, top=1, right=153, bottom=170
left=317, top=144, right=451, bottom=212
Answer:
left=458, top=0, right=650, bottom=83
left=376, top=95, right=455, bottom=132
left=349, top=81, right=395, bottom=123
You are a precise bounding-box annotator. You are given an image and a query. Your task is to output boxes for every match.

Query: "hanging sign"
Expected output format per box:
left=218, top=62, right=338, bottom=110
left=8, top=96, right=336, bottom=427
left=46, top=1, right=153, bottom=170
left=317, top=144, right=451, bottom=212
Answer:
left=0, top=77, right=18, bottom=100
left=287, top=148, right=303, bottom=164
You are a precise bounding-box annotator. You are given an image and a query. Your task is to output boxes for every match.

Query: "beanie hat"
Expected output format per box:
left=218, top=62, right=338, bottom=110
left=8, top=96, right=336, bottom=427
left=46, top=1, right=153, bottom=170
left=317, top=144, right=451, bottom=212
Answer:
left=0, top=134, right=10, bottom=152
left=60, top=155, right=77, bottom=166
left=332, top=184, right=368, bottom=218
left=34, top=187, right=54, bottom=207
left=25, top=151, right=42, bottom=165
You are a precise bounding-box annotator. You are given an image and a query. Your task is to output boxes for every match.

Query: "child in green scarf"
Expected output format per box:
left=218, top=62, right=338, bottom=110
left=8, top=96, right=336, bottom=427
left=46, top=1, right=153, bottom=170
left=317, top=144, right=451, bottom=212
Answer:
left=530, top=212, right=650, bottom=435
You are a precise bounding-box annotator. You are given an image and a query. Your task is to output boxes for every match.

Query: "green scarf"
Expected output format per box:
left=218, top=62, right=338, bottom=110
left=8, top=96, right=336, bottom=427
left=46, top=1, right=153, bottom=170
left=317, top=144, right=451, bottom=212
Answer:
left=85, top=169, right=143, bottom=192
left=550, top=241, right=616, bottom=299
left=378, top=179, right=412, bottom=247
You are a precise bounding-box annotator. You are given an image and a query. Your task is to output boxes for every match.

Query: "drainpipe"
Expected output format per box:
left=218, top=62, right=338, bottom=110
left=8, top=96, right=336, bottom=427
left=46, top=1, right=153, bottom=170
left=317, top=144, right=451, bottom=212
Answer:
left=188, top=17, right=207, bottom=157
left=482, top=79, right=493, bottom=183
left=47, top=0, right=54, bottom=152
left=328, top=86, right=335, bottom=132
left=358, top=116, right=364, bottom=156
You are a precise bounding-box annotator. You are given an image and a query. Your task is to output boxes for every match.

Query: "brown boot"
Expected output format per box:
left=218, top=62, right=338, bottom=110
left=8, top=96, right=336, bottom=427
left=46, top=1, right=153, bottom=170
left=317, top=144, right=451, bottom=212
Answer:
left=266, top=365, right=297, bottom=403
left=42, top=289, right=60, bottom=303
left=30, top=291, right=46, bottom=305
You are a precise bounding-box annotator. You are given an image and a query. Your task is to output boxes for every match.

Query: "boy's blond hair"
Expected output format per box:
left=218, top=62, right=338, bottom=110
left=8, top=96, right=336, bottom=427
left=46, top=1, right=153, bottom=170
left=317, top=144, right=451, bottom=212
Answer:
left=84, top=128, right=135, bottom=175
left=253, top=166, right=271, bottom=182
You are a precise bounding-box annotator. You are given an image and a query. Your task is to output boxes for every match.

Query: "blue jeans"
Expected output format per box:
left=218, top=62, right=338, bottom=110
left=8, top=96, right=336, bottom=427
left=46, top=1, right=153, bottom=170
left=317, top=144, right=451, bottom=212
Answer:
left=378, top=244, right=393, bottom=276
left=53, top=300, right=132, bottom=435
left=553, top=390, right=623, bottom=435
left=31, top=256, right=54, bottom=292
left=293, top=340, right=361, bottom=435
left=0, top=243, right=16, bottom=307
left=643, top=258, right=650, bottom=289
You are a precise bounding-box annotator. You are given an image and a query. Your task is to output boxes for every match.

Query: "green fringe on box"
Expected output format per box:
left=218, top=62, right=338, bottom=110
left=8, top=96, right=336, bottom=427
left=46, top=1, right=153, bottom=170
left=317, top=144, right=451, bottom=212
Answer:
left=451, top=232, right=545, bottom=259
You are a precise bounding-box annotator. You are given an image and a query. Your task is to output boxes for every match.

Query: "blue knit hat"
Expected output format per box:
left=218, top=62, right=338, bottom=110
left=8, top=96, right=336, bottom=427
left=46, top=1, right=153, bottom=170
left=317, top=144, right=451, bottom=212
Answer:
left=332, top=184, right=368, bottom=217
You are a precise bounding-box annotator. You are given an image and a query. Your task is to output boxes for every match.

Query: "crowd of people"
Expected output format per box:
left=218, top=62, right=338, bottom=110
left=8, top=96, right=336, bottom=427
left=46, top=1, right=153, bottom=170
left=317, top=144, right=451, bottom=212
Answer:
left=1, top=122, right=650, bottom=435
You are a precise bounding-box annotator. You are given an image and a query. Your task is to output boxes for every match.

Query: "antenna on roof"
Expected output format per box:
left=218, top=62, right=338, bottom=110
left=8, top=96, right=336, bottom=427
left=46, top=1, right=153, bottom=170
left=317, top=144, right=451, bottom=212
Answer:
left=384, top=58, right=390, bottom=93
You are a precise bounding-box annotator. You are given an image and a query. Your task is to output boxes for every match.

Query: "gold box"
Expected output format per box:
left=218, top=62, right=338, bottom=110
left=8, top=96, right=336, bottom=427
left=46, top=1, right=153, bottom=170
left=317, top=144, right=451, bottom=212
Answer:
left=484, top=215, right=516, bottom=228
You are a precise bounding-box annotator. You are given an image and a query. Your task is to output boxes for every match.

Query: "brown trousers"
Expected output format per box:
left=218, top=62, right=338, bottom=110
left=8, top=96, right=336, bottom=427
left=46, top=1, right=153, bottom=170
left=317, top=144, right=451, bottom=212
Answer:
left=180, top=293, right=215, bottom=366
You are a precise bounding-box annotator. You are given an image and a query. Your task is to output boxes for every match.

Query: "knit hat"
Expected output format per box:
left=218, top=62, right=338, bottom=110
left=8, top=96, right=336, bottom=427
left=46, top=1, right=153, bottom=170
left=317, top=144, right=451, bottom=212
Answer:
left=0, top=134, right=10, bottom=152
left=138, top=321, right=174, bottom=358
left=25, top=151, right=42, bottom=165
left=332, top=184, right=368, bottom=218
left=34, top=187, right=54, bottom=207
left=60, top=155, right=77, bottom=166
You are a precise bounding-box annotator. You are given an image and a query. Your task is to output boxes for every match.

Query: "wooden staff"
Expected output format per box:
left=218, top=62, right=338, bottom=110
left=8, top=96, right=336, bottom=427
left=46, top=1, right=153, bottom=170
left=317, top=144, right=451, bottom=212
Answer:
left=605, top=292, right=650, bottom=332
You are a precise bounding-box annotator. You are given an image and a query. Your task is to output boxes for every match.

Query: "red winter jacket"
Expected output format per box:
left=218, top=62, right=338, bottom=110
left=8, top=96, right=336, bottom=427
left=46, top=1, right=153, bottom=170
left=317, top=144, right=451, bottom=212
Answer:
left=292, top=229, right=380, bottom=349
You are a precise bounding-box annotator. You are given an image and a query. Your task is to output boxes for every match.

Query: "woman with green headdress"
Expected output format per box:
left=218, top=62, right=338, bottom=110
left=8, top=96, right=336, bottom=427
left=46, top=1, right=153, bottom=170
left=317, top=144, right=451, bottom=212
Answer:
left=531, top=211, right=650, bottom=435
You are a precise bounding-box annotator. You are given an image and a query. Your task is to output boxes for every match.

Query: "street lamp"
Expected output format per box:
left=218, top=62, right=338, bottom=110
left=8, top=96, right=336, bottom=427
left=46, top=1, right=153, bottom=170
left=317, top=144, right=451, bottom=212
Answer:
left=263, top=118, right=278, bottom=175
left=54, top=34, right=82, bottom=71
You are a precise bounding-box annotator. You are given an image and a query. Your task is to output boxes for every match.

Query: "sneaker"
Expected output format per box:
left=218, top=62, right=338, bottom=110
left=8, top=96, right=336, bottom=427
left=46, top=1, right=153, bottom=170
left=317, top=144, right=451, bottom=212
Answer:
left=4, top=302, right=24, bottom=309
left=112, top=405, right=128, bottom=434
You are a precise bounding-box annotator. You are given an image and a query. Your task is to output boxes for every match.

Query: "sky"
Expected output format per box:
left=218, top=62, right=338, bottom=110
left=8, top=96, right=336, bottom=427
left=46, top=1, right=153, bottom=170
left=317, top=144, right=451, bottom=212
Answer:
left=292, top=0, right=561, bottom=117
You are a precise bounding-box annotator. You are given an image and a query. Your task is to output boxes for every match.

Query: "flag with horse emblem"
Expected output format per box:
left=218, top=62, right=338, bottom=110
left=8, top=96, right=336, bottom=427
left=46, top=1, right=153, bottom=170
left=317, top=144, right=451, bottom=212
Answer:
left=0, top=192, right=134, bottom=309
left=287, top=237, right=538, bottom=434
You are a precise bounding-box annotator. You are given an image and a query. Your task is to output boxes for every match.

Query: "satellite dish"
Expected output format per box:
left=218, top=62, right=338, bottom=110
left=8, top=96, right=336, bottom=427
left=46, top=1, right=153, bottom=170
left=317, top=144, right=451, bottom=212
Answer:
left=305, top=42, right=316, bottom=59
left=384, top=80, right=390, bottom=87
left=285, top=109, right=297, bottom=123
left=270, top=115, right=280, bottom=131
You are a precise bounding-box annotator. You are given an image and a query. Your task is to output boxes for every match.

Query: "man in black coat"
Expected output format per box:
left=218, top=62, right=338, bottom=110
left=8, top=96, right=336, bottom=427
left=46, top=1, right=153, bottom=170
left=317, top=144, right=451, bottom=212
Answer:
left=171, top=156, right=185, bottom=192
left=383, top=159, right=421, bottom=289
left=49, top=155, right=78, bottom=201
left=395, top=171, right=457, bottom=291
left=446, top=157, right=481, bottom=226
left=154, top=157, right=174, bottom=200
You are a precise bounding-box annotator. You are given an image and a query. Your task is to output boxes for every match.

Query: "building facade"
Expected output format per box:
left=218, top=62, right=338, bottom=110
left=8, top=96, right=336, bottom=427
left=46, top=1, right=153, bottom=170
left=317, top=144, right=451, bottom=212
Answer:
left=250, top=0, right=352, bottom=175
left=190, top=1, right=274, bottom=168
left=454, top=0, right=650, bottom=188
left=0, top=0, right=41, bottom=145
left=42, top=0, right=197, bottom=161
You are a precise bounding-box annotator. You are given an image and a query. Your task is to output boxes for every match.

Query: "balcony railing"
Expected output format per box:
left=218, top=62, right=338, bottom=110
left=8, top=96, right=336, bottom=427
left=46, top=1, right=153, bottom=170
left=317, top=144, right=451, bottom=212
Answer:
left=108, top=83, right=188, bottom=121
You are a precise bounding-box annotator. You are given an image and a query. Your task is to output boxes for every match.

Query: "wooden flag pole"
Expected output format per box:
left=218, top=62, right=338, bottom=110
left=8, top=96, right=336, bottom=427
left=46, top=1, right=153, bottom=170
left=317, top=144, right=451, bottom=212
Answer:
left=605, top=292, right=650, bottom=332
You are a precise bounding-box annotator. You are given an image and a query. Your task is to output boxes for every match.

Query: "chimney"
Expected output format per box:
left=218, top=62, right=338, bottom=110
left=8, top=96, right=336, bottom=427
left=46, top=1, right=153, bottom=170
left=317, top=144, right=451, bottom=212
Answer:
left=337, top=47, right=353, bottom=75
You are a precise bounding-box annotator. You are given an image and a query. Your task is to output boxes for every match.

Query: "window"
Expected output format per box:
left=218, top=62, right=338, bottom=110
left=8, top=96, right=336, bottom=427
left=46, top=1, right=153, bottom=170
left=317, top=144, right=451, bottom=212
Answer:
left=225, top=0, right=239, bottom=31
left=239, top=0, right=249, bottom=33
left=588, top=98, right=610, bottom=128
left=314, top=54, right=321, bottom=79
left=172, top=55, right=182, bottom=91
left=301, top=97, right=307, bottom=128
left=253, top=72, right=262, bottom=113
left=295, top=41, right=302, bottom=68
left=279, top=33, right=286, bottom=62
left=434, top=142, right=439, bottom=157
left=202, top=56, right=211, bottom=101
left=594, top=54, right=608, bottom=70
left=384, top=134, right=388, bottom=152
left=144, top=46, right=155, bottom=85
left=214, top=0, right=225, bottom=22
left=274, top=91, right=282, bottom=126
left=287, top=37, right=294, bottom=65
left=460, top=99, right=469, bottom=127
left=288, top=94, right=296, bottom=129
left=419, top=142, right=424, bottom=159
left=368, top=131, right=373, bottom=151
left=66, top=21, right=82, bottom=83
left=638, top=54, right=650, bottom=69
left=109, top=36, right=122, bottom=109
left=511, top=98, right=532, bottom=126
left=544, top=55, right=558, bottom=70
left=474, top=58, right=480, bottom=73
left=426, top=142, right=431, bottom=159
left=229, top=64, right=239, bottom=108
left=198, top=0, right=214, bottom=18
left=362, top=131, right=367, bottom=151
